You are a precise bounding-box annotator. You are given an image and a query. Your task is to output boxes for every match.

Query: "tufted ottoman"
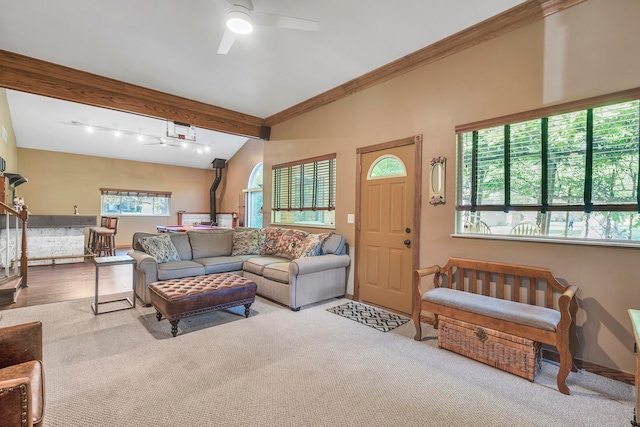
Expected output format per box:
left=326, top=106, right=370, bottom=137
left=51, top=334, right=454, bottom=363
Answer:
left=149, top=273, right=257, bottom=337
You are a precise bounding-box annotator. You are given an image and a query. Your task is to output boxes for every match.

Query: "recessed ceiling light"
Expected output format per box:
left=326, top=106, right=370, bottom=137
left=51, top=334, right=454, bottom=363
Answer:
left=86, top=125, right=94, bottom=134
left=114, top=130, right=121, bottom=138
left=137, top=134, right=144, bottom=142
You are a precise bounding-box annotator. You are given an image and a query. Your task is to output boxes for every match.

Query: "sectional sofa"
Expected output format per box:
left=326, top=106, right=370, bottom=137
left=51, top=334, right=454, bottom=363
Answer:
left=128, top=227, right=350, bottom=311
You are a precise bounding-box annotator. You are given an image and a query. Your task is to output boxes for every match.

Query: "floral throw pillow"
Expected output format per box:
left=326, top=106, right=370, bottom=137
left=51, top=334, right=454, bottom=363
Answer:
left=294, top=234, right=322, bottom=258
left=139, top=235, right=181, bottom=263
left=273, top=229, right=309, bottom=260
left=295, top=232, right=335, bottom=258
left=262, top=227, right=283, bottom=255
left=231, top=230, right=265, bottom=256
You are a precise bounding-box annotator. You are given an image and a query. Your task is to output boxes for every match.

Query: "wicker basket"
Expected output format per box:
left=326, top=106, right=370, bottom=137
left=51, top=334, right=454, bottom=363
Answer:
left=438, top=316, right=542, bottom=381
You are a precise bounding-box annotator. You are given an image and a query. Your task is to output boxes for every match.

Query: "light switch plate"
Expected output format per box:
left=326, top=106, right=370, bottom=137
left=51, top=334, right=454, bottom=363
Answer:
left=347, top=214, right=355, bottom=224
left=1, top=125, right=7, bottom=143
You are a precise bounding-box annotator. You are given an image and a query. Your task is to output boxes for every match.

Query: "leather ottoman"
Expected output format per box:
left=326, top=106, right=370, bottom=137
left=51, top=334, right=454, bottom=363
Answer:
left=149, top=273, right=257, bottom=337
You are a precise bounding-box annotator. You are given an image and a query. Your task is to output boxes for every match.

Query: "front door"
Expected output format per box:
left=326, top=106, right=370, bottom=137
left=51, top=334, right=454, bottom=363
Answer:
left=358, top=142, right=416, bottom=314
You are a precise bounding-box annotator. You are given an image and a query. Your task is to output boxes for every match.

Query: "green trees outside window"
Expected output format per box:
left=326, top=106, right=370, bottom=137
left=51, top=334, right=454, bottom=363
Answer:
left=101, top=189, right=170, bottom=216
left=457, top=99, right=640, bottom=242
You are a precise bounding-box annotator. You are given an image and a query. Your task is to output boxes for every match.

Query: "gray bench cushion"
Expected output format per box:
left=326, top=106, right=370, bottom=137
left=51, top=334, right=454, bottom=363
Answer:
left=423, top=287, right=560, bottom=332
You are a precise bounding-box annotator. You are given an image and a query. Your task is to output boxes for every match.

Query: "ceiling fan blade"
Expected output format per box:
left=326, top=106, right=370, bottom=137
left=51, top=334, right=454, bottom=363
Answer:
left=217, top=27, right=238, bottom=54
left=253, top=11, right=318, bottom=31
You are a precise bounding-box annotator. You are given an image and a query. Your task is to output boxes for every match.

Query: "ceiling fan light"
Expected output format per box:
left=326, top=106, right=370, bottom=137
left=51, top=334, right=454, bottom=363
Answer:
left=226, top=10, right=253, bottom=35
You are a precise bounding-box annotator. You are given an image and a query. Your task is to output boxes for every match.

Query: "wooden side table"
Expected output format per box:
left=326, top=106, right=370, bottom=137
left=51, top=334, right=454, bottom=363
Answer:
left=92, top=255, right=137, bottom=315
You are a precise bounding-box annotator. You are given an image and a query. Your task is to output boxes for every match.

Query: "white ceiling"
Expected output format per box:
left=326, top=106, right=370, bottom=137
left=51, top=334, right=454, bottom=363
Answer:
left=6, top=90, right=249, bottom=169
left=0, top=0, right=525, bottom=168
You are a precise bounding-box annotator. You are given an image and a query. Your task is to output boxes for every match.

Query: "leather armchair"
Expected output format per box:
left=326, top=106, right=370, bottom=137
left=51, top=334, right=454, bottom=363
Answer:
left=0, top=321, right=44, bottom=427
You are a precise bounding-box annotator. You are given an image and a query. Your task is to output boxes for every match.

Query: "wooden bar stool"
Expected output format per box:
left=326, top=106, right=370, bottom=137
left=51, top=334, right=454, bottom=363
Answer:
left=94, top=228, right=116, bottom=256
left=89, top=216, right=119, bottom=256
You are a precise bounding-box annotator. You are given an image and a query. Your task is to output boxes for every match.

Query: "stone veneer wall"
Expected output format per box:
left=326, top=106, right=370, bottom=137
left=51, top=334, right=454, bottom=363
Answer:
left=0, top=215, right=96, bottom=266
left=0, top=227, right=85, bottom=266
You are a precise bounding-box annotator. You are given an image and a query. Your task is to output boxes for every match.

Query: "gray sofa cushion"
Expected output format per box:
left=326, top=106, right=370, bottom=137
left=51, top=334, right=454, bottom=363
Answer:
left=321, top=233, right=346, bottom=255
left=188, top=229, right=234, bottom=258
left=157, top=261, right=205, bottom=281
left=169, top=233, right=193, bottom=261
left=262, top=262, right=290, bottom=284
left=132, top=232, right=155, bottom=251
left=243, top=256, right=288, bottom=275
left=195, top=256, right=245, bottom=274
left=423, top=287, right=561, bottom=332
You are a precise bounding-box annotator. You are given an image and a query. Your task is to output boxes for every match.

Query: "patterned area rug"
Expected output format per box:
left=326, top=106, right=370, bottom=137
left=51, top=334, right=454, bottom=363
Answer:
left=326, top=301, right=409, bottom=332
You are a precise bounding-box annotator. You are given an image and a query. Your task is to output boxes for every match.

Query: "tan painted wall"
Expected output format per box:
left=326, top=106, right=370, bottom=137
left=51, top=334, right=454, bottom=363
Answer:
left=17, top=148, right=213, bottom=245
left=263, top=0, right=640, bottom=373
left=0, top=89, right=19, bottom=172
left=218, top=138, right=264, bottom=224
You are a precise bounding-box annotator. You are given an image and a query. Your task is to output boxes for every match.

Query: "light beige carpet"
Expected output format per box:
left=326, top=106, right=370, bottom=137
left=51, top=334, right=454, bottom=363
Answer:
left=0, top=296, right=634, bottom=427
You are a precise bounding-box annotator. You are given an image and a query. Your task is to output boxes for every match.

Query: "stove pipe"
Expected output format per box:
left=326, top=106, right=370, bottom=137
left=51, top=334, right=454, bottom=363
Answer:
left=210, top=158, right=227, bottom=224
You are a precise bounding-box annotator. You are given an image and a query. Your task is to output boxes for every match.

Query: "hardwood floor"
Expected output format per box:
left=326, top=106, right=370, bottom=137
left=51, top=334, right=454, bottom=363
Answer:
left=0, top=248, right=135, bottom=310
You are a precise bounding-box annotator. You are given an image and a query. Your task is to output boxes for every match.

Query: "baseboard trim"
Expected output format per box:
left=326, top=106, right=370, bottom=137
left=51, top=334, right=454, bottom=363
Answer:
left=542, top=349, right=634, bottom=385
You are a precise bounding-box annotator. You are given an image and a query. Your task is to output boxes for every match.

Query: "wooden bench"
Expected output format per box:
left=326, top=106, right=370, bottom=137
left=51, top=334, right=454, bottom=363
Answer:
left=412, top=257, right=579, bottom=394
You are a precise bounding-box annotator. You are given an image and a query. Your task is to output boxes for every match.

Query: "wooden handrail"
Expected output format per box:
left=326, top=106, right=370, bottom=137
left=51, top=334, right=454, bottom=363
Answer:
left=0, top=200, right=29, bottom=285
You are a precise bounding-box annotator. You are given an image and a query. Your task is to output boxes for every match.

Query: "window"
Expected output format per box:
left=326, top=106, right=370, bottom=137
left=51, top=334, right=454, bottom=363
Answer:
left=245, top=163, right=263, bottom=228
left=457, top=97, right=640, bottom=242
left=272, top=154, right=336, bottom=227
left=367, top=155, right=407, bottom=179
left=100, top=188, right=170, bottom=216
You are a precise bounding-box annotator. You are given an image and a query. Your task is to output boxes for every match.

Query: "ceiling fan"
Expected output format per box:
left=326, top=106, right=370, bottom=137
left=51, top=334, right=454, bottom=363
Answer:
left=213, top=0, right=319, bottom=54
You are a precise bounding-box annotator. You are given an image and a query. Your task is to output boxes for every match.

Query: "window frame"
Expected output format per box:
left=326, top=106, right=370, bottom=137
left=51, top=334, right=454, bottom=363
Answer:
left=244, top=163, right=263, bottom=228
left=271, top=153, right=336, bottom=228
left=455, top=87, right=640, bottom=245
left=100, top=188, right=171, bottom=217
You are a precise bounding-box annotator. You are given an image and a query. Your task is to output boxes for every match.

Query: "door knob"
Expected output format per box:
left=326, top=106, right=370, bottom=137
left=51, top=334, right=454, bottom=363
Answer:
left=404, top=239, right=411, bottom=248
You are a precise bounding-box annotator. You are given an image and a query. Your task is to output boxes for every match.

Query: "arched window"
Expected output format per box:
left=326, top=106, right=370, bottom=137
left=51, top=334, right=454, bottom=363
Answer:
left=245, top=163, right=263, bottom=228
left=367, top=155, right=407, bottom=179
left=248, top=162, right=263, bottom=189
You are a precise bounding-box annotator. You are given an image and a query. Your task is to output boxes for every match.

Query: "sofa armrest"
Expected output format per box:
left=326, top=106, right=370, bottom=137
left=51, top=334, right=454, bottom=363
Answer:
left=0, top=322, right=42, bottom=369
left=127, top=250, right=158, bottom=284
left=290, top=254, right=350, bottom=276
left=0, top=377, right=33, bottom=427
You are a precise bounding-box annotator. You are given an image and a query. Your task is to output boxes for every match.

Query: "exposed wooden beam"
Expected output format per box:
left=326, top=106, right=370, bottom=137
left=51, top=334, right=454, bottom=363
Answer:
left=0, top=49, right=266, bottom=139
left=264, top=0, right=587, bottom=127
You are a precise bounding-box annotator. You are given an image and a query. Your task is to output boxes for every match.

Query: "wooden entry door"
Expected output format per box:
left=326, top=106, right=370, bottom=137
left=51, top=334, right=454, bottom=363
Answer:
left=358, top=142, right=417, bottom=314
